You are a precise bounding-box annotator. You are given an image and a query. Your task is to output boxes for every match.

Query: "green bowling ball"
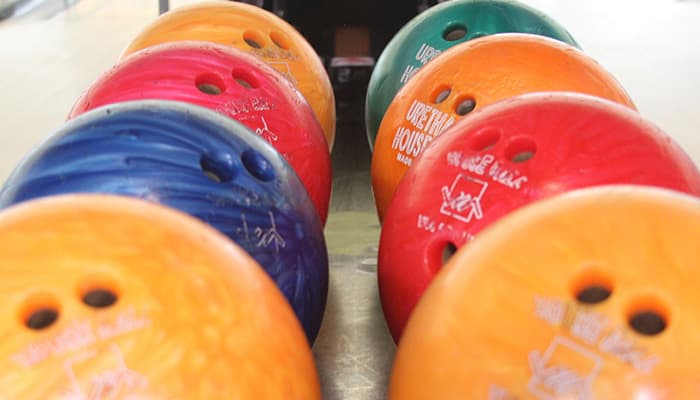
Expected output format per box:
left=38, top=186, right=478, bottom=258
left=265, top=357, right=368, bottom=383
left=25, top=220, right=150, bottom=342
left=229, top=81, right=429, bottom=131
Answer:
left=365, top=0, right=579, bottom=150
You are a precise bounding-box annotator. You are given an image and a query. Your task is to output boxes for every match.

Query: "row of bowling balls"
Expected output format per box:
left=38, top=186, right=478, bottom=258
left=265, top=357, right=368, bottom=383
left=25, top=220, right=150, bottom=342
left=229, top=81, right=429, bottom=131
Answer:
left=0, top=2, right=339, bottom=397
left=366, top=0, right=700, bottom=397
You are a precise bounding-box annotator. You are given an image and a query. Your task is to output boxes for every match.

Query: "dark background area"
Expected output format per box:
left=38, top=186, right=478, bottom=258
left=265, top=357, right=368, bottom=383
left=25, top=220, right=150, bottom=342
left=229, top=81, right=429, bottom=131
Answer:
left=284, top=0, right=419, bottom=58
left=245, top=0, right=431, bottom=58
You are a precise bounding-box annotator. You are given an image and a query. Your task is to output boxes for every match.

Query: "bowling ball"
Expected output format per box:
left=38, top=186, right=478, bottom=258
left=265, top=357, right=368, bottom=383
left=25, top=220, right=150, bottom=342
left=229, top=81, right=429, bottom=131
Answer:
left=0, top=100, right=328, bottom=344
left=0, top=194, right=320, bottom=399
left=366, top=0, right=579, bottom=150
left=378, top=92, right=700, bottom=342
left=121, top=1, right=336, bottom=151
left=371, top=33, right=636, bottom=221
left=71, top=41, right=331, bottom=224
left=389, top=186, right=700, bottom=399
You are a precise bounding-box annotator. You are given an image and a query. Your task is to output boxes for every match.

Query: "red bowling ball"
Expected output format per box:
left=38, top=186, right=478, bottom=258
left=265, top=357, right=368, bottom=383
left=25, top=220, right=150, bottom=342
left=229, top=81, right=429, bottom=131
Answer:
left=378, top=92, right=700, bottom=342
left=70, top=41, right=331, bottom=224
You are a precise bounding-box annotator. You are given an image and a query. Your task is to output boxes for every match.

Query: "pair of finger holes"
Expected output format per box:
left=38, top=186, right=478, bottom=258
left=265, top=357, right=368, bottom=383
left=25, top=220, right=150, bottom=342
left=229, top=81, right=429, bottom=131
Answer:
left=431, top=87, right=477, bottom=116
left=23, top=288, right=118, bottom=330
left=438, top=245, right=667, bottom=337
left=195, top=70, right=259, bottom=95
left=574, top=277, right=667, bottom=336
left=243, top=30, right=290, bottom=50
left=468, top=129, right=537, bottom=163
left=201, top=149, right=275, bottom=183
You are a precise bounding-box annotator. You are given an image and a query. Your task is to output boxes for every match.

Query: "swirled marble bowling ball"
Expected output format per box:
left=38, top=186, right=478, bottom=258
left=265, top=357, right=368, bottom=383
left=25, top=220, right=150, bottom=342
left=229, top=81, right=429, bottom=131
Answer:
left=371, top=33, right=636, bottom=221
left=0, top=194, right=320, bottom=399
left=390, top=186, right=700, bottom=399
left=121, top=1, right=336, bottom=151
left=379, top=93, right=700, bottom=342
left=71, top=41, right=331, bottom=224
left=0, top=100, right=328, bottom=344
left=366, top=0, right=578, bottom=149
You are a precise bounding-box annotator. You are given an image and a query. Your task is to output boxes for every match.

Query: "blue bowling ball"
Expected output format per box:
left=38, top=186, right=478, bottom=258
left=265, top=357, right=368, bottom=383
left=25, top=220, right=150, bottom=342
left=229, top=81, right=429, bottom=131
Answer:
left=0, top=100, right=328, bottom=344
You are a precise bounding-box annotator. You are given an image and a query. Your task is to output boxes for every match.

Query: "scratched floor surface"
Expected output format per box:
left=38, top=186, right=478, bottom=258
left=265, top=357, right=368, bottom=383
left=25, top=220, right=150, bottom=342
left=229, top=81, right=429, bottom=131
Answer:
left=316, top=94, right=395, bottom=398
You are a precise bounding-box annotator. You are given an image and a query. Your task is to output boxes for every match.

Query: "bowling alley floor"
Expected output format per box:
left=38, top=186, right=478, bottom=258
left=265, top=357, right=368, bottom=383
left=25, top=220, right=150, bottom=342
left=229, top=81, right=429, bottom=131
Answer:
left=1, top=0, right=700, bottom=399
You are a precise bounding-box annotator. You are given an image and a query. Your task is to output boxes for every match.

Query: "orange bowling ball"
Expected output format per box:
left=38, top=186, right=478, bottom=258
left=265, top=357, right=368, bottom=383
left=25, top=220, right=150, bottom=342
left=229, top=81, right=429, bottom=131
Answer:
left=0, top=194, right=320, bottom=399
left=371, top=33, right=636, bottom=221
left=390, top=186, right=700, bottom=399
left=122, top=1, right=336, bottom=150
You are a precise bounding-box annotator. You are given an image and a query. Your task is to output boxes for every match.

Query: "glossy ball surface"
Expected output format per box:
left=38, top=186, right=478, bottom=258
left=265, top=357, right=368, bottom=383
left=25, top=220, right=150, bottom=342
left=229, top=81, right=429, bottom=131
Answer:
left=1, top=100, right=328, bottom=343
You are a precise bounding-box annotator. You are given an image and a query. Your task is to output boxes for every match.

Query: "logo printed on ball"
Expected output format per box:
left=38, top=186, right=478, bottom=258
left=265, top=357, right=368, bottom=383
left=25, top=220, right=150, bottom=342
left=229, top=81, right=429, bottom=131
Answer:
left=251, top=47, right=298, bottom=62
left=399, top=43, right=442, bottom=84
left=404, top=99, right=454, bottom=135
left=489, top=385, right=518, bottom=400
left=416, top=213, right=475, bottom=241
left=439, top=174, right=487, bottom=224
left=11, top=307, right=151, bottom=368
left=62, top=344, right=149, bottom=398
left=527, top=336, right=601, bottom=399
left=215, top=96, right=275, bottom=116
left=255, top=116, right=279, bottom=143
left=267, top=61, right=297, bottom=84
left=234, top=212, right=287, bottom=254
left=533, top=295, right=662, bottom=373
left=400, top=65, right=419, bottom=84
left=446, top=151, right=529, bottom=190
left=391, top=99, right=455, bottom=165
left=415, top=43, right=442, bottom=65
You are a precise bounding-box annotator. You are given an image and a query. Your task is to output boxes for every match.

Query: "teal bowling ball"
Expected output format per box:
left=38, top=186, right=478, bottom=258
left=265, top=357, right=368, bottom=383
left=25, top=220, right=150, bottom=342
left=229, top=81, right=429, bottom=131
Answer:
left=365, top=0, right=579, bottom=150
